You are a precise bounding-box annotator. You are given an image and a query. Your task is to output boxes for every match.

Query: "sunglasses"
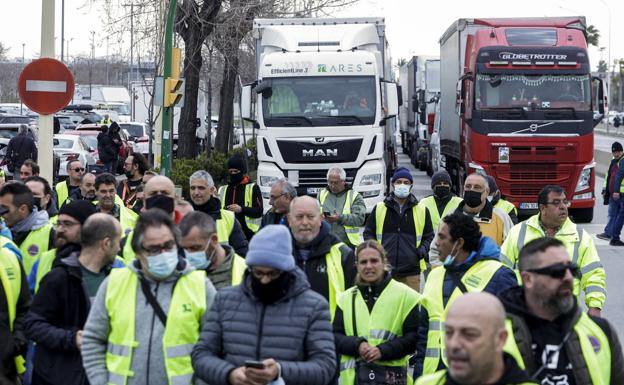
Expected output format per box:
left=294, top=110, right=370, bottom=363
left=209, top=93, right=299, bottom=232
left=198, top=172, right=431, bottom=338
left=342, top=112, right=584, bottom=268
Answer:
left=72, top=167, right=85, bottom=172
left=527, top=262, right=580, bottom=279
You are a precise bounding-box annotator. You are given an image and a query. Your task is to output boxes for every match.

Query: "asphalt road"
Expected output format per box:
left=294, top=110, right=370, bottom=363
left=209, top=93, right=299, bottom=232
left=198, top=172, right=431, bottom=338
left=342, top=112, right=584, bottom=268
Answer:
left=395, top=149, right=624, bottom=337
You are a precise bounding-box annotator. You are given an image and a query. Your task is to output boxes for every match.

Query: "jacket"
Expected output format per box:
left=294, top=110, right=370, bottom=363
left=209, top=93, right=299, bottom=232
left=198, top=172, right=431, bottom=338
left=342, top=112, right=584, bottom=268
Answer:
left=318, top=187, right=366, bottom=247
left=499, top=286, right=624, bottom=385
left=500, top=215, right=606, bottom=309
left=24, top=248, right=115, bottom=385
left=192, top=198, right=249, bottom=257
left=604, top=156, right=624, bottom=195
left=292, top=221, right=356, bottom=304
left=191, top=268, right=337, bottom=385
left=414, top=237, right=518, bottom=376
left=5, top=133, right=37, bottom=172
left=218, top=177, right=263, bottom=240
left=363, top=194, right=434, bottom=276
left=260, top=210, right=287, bottom=229
left=81, top=257, right=217, bottom=385
left=96, top=131, right=120, bottom=163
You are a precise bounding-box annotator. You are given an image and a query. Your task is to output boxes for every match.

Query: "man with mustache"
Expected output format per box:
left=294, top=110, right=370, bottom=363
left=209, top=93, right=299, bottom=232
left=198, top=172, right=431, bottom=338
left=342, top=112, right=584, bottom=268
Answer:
left=500, top=185, right=606, bottom=317
left=416, top=292, right=536, bottom=385
left=499, top=237, right=624, bottom=385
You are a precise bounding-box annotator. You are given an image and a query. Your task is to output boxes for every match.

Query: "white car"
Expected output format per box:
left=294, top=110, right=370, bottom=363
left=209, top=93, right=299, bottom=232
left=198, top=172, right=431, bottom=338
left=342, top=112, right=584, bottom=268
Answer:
left=119, top=122, right=153, bottom=155
left=54, top=134, right=96, bottom=177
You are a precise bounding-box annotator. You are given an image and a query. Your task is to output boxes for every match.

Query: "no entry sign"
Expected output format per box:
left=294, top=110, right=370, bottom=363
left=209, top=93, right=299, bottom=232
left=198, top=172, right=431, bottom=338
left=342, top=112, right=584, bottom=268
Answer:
left=18, top=58, right=75, bottom=115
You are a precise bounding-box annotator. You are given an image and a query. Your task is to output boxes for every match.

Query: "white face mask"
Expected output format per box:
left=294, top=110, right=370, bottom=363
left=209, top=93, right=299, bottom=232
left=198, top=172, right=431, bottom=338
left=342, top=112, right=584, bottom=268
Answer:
left=394, top=184, right=411, bottom=198
left=147, top=247, right=179, bottom=279
left=487, top=195, right=493, bottom=202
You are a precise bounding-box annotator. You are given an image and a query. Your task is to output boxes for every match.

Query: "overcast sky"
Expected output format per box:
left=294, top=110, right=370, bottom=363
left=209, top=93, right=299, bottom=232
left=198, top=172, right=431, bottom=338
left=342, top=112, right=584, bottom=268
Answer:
left=3, top=0, right=622, bottom=71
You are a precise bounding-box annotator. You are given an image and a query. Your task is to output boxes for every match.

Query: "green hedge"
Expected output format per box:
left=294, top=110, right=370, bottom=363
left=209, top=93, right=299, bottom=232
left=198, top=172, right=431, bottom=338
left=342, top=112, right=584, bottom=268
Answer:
left=171, top=139, right=257, bottom=198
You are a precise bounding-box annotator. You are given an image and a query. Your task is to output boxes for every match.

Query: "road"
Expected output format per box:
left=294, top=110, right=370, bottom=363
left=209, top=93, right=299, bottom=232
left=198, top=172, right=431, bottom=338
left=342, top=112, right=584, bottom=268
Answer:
left=395, top=149, right=624, bottom=337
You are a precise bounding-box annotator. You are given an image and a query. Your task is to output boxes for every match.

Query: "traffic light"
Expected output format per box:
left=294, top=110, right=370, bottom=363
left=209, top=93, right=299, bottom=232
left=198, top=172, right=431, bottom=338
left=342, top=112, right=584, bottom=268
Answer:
left=164, top=47, right=183, bottom=107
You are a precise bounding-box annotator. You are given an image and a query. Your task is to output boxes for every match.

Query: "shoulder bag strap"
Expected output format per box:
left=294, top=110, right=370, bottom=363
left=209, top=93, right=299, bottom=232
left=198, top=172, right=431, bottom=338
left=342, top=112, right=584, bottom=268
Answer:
left=139, top=276, right=168, bottom=326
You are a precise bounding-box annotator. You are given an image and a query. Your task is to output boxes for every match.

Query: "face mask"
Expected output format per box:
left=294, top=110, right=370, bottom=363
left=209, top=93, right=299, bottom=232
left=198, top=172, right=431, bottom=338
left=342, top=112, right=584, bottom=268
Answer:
left=463, top=190, right=483, bottom=208
left=185, top=242, right=217, bottom=270
left=487, top=195, right=493, bottom=202
left=434, top=185, right=450, bottom=199
left=146, top=247, right=179, bottom=279
left=444, top=241, right=459, bottom=266
left=394, top=184, right=411, bottom=199
left=228, top=173, right=244, bottom=185
left=250, top=272, right=291, bottom=304
left=145, top=194, right=175, bottom=214
left=33, top=197, right=42, bottom=210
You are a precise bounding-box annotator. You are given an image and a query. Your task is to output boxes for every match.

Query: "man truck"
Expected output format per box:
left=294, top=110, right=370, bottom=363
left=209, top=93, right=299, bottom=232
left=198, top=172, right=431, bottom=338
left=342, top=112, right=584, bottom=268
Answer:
left=241, top=17, right=400, bottom=212
left=439, top=17, right=604, bottom=222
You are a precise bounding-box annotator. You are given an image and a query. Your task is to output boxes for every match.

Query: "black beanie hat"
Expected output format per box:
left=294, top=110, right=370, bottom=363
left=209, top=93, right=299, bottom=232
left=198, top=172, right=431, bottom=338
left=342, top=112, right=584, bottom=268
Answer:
left=612, top=142, right=623, bottom=152
left=227, top=156, right=247, bottom=173
left=430, top=170, right=452, bottom=189
left=58, top=200, right=98, bottom=225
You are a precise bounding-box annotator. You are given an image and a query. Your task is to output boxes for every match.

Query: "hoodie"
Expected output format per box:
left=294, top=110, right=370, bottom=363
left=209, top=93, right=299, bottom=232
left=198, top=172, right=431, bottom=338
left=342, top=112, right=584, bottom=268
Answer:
left=498, top=286, right=624, bottom=385
left=292, top=221, right=356, bottom=302
left=413, top=237, right=518, bottom=376
left=81, top=257, right=217, bottom=385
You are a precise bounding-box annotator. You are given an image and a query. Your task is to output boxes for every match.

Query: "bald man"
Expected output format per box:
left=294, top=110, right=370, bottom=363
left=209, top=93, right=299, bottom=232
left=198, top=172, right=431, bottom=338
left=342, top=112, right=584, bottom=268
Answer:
left=416, top=292, right=536, bottom=385
left=288, top=196, right=355, bottom=319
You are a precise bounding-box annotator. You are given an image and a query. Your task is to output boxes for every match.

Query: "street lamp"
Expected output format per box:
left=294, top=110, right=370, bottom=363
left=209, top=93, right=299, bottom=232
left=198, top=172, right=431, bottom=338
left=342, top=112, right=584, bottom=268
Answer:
left=21, top=43, right=25, bottom=115
left=598, top=0, right=612, bottom=131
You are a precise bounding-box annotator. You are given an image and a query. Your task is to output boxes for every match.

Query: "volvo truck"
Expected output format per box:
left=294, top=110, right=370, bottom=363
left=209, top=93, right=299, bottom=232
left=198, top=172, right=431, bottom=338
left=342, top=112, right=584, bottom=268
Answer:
left=242, top=18, right=400, bottom=212
left=439, top=17, right=604, bottom=222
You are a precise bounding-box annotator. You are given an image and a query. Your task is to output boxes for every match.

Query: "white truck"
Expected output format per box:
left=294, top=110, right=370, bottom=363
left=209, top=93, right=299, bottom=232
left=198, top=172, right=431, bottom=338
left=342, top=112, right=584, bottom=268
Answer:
left=241, top=17, right=400, bottom=212
left=397, top=56, right=440, bottom=175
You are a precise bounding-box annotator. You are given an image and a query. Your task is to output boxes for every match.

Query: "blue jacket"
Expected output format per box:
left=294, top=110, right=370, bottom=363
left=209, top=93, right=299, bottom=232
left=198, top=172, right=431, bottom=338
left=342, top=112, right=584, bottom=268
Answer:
left=413, top=236, right=518, bottom=376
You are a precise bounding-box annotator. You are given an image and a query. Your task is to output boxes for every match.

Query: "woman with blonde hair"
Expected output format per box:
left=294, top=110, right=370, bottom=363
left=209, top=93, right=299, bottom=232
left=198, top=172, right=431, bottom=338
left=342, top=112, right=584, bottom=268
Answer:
left=333, top=240, right=422, bottom=385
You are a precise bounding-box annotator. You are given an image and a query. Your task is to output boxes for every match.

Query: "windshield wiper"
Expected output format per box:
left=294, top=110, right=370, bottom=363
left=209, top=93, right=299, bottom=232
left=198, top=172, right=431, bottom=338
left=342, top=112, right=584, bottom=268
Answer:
left=318, top=115, right=365, bottom=125
left=483, top=107, right=526, bottom=112
left=272, top=116, right=314, bottom=127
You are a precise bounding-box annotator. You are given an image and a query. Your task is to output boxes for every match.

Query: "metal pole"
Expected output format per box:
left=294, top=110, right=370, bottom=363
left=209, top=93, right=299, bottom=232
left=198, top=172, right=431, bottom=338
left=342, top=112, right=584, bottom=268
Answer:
left=60, top=0, right=65, bottom=62
left=598, top=0, right=612, bottom=133
left=106, top=36, right=109, bottom=85
left=89, top=31, right=95, bottom=100
left=160, top=0, right=176, bottom=176
left=40, top=0, right=56, bottom=183
left=20, top=44, right=24, bottom=115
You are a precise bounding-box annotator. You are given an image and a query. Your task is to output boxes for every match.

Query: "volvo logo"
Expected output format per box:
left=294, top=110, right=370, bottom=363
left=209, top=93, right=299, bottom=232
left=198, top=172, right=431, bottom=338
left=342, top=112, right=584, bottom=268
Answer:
left=303, top=149, right=338, bottom=157
left=315, top=137, right=325, bottom=143
left=529, top=124, right=539, bottom=132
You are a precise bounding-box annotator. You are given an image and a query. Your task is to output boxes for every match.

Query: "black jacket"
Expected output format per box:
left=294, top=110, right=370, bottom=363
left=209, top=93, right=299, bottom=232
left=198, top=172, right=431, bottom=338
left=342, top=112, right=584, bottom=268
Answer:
left=24, top=245, right=114, bottom=385
left=5, top=133, right=37, bottom=172
left=333, top=273, right=419, bottom=361
left=291, top=221, right=356, bottom=302
left=0, top=252, right=30, bottom=384
left=444, top=353, right=535, bottom=385
left=96, top=131, right=120, bottom=163
left=498, top=286, right=624, bottom=385
left=363, top=194, right=433, bottom=277
left=192, top=198, right=249, bottom=257
left=260, top=210, right=287, bottom=229
left=221, top=178, right=263, bottom=240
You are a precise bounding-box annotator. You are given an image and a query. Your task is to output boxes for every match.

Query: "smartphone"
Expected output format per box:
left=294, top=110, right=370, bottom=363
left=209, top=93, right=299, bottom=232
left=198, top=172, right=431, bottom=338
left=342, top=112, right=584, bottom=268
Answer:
left=244, top=360, right=266, bottom=369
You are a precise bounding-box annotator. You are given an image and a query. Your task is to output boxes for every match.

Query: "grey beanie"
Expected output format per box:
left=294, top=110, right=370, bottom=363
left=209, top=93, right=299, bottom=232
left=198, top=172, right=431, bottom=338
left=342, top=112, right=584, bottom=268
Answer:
left=431, top=170, right=452, bottom=189
left=246, top=225, right=295, bottom=271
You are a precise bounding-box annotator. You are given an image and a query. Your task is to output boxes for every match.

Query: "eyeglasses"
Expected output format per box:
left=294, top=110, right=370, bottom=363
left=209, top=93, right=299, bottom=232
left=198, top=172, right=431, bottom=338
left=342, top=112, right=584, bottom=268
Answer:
left=143, top=240, right=176, bottom=255
left=72, top=167, right=85, bottom=172
left=527, top=262, right=580, bottom=279
left=249, top=268, right=282, bottom=280
left=269, top=193, right=286, bottom=200
left=544, top=199, right=571, bottom=208
left=54, top=220, right=80, bottom=229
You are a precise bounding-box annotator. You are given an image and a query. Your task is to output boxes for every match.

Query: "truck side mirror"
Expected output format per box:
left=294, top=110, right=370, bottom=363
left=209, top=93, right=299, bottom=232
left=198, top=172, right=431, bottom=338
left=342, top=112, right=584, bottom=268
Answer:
left=592, top=76, right=605, bottom=116
left=455, top=73, right=473, bottom=118
left=411, top=95, right=418, bottom=113
left=418, top=90, right=427, bottom=125
left=382, top=81, right=399, bottom=119
left=396, top=85, right=404, bottom=107
left=241, top=84, right=254, bottom=122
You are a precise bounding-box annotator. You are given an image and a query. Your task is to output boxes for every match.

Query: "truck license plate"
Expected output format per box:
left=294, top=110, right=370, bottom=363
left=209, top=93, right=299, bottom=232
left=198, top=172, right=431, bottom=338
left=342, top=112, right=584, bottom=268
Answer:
left=307, top=187, right=322, bottom=195
left=519, top=202, right=538, bottom=210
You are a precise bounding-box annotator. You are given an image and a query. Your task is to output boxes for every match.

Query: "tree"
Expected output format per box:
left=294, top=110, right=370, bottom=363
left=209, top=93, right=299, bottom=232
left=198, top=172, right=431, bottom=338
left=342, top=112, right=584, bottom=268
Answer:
left=0, top=42, right=8, bottom=61
left=175, top=0, right=222, bottom=158
left=586, top=25, right=600, bottom=47
left=598, top=60, right=608, bottom=73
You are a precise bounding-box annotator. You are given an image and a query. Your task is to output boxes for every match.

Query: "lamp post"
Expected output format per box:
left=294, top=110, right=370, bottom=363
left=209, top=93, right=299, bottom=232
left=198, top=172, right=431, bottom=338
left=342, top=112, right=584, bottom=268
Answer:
left=20, top=43, right=25, bottom=115
left=598, top=0, right=611, bottom=132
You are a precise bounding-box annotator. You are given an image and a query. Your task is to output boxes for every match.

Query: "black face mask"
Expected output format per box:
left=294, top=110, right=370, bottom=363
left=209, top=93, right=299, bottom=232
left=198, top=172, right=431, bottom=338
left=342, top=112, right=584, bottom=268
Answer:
left=250, top=272, right=291, bottom=304
left=33, top=197, right=42, bottom=210
left=145, top=194, right=175, bottom=214
left=463, top=190, right=483, bottom=208
left=434, top=185, right=450, bottom=199
left=228, top=173, right=244, bottom=185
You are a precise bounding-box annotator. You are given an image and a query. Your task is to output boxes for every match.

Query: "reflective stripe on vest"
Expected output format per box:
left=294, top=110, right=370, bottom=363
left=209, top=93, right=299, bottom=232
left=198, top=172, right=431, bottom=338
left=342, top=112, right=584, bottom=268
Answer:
left=19, top=224, right=53, bottom=276
left=421, top=260, right=504, bottom=375
left=55, top=181, right=69, bottom=209
left=319, top=189, right=363, bottom=246
left=0, top=248, right=26, bottom=374
left=105, top=268, right=206, bottom=385
left=34, top=249, right=57, bottom=293
left=504, top=312, right=611, bottom=385
left=231, top=255, right=247, bottom=286
left=326, top=243, right=346, bottom=321
left=217, top=210, right=235, bottom=244
left=337, top=280, right=422, bottom=385
left=418, top=196, right=462, bottom=231
left=218, top=184, right=261, bottom=233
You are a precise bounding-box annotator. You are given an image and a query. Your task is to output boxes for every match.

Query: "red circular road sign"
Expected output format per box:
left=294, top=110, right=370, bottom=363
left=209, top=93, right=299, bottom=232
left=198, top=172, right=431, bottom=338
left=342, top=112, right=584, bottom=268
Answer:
left=18, top=58, right=75, bottom=115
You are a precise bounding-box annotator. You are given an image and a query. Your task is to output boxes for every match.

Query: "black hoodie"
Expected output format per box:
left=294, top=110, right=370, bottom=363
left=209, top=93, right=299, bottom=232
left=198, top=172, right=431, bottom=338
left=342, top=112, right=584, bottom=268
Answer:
left=498, top=286, right=624, bottom=385
left=444, top=353, right=536, bottom=385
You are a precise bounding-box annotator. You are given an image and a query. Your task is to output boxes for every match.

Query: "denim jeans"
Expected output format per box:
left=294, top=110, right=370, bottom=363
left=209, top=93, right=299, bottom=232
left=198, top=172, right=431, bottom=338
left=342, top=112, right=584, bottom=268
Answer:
left=611, top=197, right=624, bottom=241
left=604, top=197, right=620, bottom=238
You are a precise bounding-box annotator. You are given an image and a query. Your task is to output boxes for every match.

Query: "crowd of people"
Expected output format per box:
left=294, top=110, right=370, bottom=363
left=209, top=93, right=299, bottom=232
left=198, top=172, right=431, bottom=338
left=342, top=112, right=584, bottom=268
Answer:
left=0, top=152, right=621, bottom=385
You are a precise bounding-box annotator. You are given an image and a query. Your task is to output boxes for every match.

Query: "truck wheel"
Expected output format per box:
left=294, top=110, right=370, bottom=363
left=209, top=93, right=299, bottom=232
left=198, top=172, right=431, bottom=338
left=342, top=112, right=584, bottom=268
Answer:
left=418, top=153, right=427, bottom=172
left=570, top=208, right=593, bottom=224
left=410, top=142, right=418, bottom=167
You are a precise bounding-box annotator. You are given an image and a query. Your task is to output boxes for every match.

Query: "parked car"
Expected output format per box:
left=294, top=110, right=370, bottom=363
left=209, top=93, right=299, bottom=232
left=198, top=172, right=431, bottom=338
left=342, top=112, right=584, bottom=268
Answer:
left=0, top=127, right=60, bottom=181
left=119, top=122, right=152, bottom=155
left=75, top=123, right=134, bottom=174
left=53, top=134, right=96, bottom=178
left=63, top=130, right=106, bottom=174
left=58, top=104, right=103, bottom=125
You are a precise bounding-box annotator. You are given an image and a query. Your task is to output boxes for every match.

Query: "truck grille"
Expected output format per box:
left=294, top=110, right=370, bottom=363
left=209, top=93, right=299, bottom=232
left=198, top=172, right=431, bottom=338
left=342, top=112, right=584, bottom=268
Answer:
left=296, top=169, right=357, bottom=196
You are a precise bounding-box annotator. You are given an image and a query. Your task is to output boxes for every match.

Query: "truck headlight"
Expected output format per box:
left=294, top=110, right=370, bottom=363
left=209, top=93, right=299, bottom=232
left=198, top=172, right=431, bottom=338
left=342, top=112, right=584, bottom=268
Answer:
left=360, top=173, right=382, bottom=186
left=575, top=166, right=592, bottom=192
left=260, top=175, right=280, bottom=187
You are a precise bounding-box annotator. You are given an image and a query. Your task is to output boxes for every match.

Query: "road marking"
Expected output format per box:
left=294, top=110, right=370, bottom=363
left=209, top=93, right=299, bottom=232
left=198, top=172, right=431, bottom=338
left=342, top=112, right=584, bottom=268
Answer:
left=25, top=80, right=67, bottom=93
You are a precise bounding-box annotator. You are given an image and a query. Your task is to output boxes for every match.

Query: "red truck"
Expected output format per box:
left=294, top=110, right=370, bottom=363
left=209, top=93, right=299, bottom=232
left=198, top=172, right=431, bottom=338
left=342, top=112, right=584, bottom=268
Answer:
left=439, top=17, right=605, bottom=222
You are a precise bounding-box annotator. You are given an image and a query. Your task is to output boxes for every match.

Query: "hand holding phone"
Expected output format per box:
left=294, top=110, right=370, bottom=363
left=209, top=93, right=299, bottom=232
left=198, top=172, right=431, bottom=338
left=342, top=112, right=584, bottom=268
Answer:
left=244, top=360, right=266, bottom=369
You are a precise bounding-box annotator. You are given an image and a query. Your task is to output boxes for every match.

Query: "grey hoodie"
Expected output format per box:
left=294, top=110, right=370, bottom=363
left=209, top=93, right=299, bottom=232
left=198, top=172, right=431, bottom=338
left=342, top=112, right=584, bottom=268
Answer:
left=81, top=257, right=217, bottom=385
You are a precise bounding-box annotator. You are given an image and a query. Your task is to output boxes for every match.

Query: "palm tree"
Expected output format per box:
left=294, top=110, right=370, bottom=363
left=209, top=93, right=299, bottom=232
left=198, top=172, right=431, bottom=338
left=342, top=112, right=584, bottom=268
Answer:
left=586, top=25, right=600, bottom=47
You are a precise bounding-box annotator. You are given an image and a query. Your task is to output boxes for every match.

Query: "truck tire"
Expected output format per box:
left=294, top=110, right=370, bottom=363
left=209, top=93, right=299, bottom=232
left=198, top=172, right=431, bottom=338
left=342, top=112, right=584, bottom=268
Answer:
left=570, top=208, right=593, bottom=224
left=410, top=142, right=418, bottom=167
left=418, top=152, right=428, bottom=172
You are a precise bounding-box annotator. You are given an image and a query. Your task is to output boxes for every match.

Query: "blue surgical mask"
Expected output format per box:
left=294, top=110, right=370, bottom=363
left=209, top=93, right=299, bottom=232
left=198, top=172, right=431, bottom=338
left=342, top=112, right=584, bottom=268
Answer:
left=147, top=247, right=179, bottom=279
left=185, top=243, right=216, bottom=270
left=443, top=241, right=459, bottom=267
left=394, top=184, right=411, bottom=198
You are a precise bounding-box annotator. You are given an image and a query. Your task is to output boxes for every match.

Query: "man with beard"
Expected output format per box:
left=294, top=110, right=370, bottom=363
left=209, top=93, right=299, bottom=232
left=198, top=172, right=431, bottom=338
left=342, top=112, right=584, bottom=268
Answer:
left=288, top=196, right=355, bottom=320
left=118, top=153, right=149, bottom=209
left=500, top=185, right=606, bottom=316
left=25, top=214, right=123, bottom=385
left=416, top=292, right=536, bottom=385
left=499, top=237, right=623, bottom=385
left=69, top=173, right=96, bottom=202
left=28, top=200, right=98, bottom=293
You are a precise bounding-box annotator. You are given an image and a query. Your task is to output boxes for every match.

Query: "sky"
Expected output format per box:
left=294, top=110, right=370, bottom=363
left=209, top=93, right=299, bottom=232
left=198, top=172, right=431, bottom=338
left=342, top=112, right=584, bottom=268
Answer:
left=3, top=0, right=622, bottom=71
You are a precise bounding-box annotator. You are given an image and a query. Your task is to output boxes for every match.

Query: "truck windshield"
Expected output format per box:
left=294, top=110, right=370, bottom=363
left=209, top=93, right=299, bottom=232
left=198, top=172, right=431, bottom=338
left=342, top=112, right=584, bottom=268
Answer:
left=475, top=74, right=591, bottom=111
left=262, top=76, right=376, bottom=126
